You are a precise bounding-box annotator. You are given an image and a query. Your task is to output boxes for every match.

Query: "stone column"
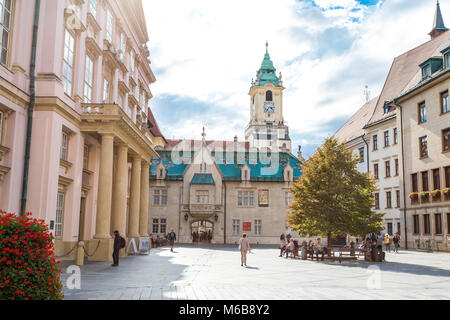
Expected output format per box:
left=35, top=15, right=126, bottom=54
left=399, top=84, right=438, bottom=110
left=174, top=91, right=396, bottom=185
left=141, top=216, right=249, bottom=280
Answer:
left=139, top=160, right=150, bottom=237
left=128, top=155, right=141, bottom=239
left=111, top=144, right=128, bottom=236
left=94, top=133, right=115, bottom=239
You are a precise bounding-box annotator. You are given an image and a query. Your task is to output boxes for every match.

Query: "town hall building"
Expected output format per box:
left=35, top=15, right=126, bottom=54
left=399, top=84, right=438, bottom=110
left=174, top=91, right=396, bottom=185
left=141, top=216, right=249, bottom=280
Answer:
left=148, top=44, right=303, bottom=244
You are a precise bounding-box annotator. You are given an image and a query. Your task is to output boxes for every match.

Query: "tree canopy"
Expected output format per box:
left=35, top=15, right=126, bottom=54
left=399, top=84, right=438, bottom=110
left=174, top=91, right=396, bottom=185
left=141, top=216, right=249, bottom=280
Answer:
left=288, top=138, right=384, bottom=240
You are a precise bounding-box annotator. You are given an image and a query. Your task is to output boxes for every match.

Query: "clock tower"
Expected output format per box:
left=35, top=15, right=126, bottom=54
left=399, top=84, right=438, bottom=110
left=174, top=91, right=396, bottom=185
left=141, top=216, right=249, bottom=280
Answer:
left=245, top=42, right=292, bottom=153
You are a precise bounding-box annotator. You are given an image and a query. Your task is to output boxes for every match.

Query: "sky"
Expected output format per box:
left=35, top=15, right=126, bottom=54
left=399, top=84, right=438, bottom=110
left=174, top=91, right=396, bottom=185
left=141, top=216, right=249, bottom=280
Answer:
left=143, top=0, right=443, bottom=158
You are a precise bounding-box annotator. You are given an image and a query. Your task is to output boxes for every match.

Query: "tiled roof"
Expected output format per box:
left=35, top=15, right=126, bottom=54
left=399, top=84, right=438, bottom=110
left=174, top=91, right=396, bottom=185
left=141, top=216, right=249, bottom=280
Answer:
left=366, top=30, right=450, bottom=127
left=191, top=174, right=215, bottom=185
left=333, top=96, right=378, bottom=143
left=147, top=107, right=166, bottom=141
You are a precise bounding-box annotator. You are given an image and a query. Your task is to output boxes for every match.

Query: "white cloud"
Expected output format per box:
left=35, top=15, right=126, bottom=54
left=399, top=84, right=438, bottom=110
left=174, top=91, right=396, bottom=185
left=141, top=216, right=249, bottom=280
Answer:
left=143, top=0, right=443, bottom=149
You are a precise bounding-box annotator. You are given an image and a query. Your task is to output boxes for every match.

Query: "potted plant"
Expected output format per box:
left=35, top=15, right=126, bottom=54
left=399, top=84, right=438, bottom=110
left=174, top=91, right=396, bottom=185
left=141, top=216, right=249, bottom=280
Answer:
left=430, top=189, right=441, bottom=200
left=409, top=192, right=419, bottom=201
left=442, top=188, right=450, bottom=197
left=419, top=192, right=430, bottom=202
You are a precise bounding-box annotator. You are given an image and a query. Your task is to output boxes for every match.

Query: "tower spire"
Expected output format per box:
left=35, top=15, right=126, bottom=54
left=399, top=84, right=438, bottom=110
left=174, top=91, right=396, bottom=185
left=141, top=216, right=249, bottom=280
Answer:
left=430, top=0, right=448, bottom=39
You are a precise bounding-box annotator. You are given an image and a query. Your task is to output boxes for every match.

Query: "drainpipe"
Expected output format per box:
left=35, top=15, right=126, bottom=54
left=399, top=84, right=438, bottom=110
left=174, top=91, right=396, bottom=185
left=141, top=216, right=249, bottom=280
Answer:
left=223, top=181, right=227, bottom=244
left=393, top=101, right=408, bottom=250
left=20, top=0, right=41, bottom=216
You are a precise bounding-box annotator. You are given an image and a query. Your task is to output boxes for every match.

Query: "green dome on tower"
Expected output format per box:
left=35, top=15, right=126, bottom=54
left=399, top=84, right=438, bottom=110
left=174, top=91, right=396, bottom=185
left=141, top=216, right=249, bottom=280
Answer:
left=255, top=42, right=280, bottom=87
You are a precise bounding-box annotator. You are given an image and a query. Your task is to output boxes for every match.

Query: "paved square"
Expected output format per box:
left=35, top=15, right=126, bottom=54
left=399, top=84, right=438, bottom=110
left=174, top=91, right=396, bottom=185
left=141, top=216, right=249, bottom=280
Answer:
left=62, top=245, right=450, bottom=300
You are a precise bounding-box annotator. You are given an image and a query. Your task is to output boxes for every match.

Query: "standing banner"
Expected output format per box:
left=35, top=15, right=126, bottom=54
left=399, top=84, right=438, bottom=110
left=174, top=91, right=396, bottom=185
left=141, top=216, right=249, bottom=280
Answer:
left=126, top=238, right=138, bottom=255
left=139, top=237, right=150, bottom=255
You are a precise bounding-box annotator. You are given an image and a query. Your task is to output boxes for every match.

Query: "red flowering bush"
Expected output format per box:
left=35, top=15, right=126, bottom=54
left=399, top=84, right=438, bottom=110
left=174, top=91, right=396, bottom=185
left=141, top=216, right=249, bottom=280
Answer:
left=0, top=211, right=63, bottom=300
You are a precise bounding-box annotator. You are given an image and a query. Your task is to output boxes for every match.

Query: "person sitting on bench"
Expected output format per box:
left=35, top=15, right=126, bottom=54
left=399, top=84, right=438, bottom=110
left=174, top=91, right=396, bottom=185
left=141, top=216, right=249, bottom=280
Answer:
left=314, top=238, right=327, bottom=261
left=284, top=239, right=295, bottom=259
left=307, top=240, right=314, bottom=259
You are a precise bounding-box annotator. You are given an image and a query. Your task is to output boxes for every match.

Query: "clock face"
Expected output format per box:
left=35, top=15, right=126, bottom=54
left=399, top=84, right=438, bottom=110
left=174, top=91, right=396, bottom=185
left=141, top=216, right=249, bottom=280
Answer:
left=264, top=102, right=275, bottom=113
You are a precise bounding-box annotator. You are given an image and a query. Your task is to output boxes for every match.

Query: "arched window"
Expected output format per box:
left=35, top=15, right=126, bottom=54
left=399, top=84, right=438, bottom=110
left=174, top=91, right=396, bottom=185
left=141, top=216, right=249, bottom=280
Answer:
left=266, top=90, right=273, bottom=101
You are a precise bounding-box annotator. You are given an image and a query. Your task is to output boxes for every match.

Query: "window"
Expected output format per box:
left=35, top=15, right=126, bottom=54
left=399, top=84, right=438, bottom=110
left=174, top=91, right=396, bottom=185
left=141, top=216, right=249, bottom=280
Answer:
left=88, top=0, right=97, bottom=18
left=120, top=33, right=126, bottom=63
left=60, top=131, right=69, bottom=161
left=422, top=171, right=429, bottom=192
left=160, top=218, right=167, bottom=234
left=413, top=215, right=420, bottom=234
left=433, top=169, right=441, bottom=190
left=385, top=161, right=391, bottom=178
left=0, top=109, right=3, bottom=145
left=63, top=30, right=75, bottom=96
left=386, top=191, right=392, bottom=209
left=359, top=147, right=364, bottom=163
left=445, top=53, right=450, bottom=69
left=422, top=64, right=431, bottom=78
left=285, top=192, right=293, bottom=207
left=152, top=219, right=159, bottom=234
left=374, top=163, right=379, bottom=180
left=418, top=102, right=427, bottom=123
left=55, top=192, right=65, bottom=238
left=435, top=214, right=442, bottom=234
left=384, top=104, right=390, bottom=114
left=395, top=159, right=399, bottom=176
left=83, top=144, right=89, bottom=170
left=397, top=222, right=401, bottom=235
left=443, top=128, right=450, bottom=152
left=103, top=79, right=110, bottom=103
left=196, top=190, right=209, bottom=204
left=106, top=10, right=113, bottom=43
left=393, top=128, right=398, bottom=145
left=0, top=0, right=12, bottom=66
left=130, top=50, right=135, bottom=75
left=384, top=131, right=390, bottom=147
left=118, top=94, right=123, bottom=108
left=387, top=223, right=393, bottom=236
left=374, top=193, right=380, bottom=209
left=419, top=136, right=428, bottom=158
left=266, top=90, right=272, bottom=101
left=441, top=91, right=449, bottom=114
left=373, top=135, right=378, bottom=151
left=424, top=215, right=431, bottom=235
left=396, top=190, right=400, bottom=208
left=232, top=219, right=240, bottom=235
left=238, top=191, right=255, bottom=207
left=84, top=56, right=94, bottom=103
left=446, top=167, right=450, bottom=188
left=153, top=189, right=167, bottom=206
left=412, top=173, right=418, bottom=193
left=254, top=220, right=262, bottom=235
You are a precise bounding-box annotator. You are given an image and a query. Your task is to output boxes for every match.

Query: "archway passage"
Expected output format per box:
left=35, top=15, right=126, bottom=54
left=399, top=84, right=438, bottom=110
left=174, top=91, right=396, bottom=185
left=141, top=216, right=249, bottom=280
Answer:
left=191, top=221, right=213, bottom=243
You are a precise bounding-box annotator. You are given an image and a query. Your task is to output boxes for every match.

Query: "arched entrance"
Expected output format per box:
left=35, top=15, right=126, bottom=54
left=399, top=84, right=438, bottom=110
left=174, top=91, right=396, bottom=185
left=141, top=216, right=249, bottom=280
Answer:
left=191, top=221, right=213, bottom=243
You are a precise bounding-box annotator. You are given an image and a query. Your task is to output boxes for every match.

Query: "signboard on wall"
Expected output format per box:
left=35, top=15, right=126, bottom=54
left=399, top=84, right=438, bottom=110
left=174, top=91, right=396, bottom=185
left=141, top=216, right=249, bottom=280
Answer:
left=258, top=189, right=269, bottom=207
left=243, top=222, right=252, bottom=232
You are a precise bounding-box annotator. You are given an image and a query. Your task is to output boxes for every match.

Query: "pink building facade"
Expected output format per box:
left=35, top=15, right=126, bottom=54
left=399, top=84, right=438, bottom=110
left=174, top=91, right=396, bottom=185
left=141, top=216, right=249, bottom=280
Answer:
left=0, top=0, right=165, bottom=261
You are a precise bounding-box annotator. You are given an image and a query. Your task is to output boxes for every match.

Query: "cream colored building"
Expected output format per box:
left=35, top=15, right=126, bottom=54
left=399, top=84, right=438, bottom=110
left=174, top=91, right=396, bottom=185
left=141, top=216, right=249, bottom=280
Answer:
left=0, top=0, right=165, bottom=262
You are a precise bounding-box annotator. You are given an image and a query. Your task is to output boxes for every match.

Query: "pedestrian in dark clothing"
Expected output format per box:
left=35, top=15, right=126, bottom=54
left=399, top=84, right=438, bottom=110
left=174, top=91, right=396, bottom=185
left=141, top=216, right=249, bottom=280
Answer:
left=112, top=230, right=125, bottom=267
left=168, top=228, right=177, bottom=252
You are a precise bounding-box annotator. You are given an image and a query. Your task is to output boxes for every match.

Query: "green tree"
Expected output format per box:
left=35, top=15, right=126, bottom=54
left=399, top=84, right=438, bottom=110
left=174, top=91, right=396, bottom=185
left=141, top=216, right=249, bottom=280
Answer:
left=288, top=138, right=384, bottom=242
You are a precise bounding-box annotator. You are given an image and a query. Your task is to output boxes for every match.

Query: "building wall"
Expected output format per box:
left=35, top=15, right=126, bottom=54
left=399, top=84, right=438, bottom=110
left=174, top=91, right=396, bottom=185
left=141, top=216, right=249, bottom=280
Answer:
left=366, top=117, right=402, bottom=237
left=400, top=76, right=450, bottom=252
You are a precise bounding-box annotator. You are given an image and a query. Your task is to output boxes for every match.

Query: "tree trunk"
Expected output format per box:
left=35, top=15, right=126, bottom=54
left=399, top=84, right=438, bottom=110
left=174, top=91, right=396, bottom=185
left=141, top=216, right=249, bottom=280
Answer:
left=327, top=231, right=332, bottom=256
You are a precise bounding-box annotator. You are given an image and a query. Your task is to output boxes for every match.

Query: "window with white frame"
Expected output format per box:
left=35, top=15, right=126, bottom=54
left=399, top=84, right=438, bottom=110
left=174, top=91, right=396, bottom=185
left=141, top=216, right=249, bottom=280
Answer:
left=63, top=29, right=75, bottom=96
left=60, top=131, right=69, bottom=161
left=118, top=94, right=123, bottom=108
left=232, top=219, right=240, bottom=235
left=285, top=191, right=293, bottom=207
left=84, top=56, right=94, bottom=103
left=0, top=0, right=12, bottom=66
left=103, top=78, right=109, bottom=103
left=153, top=189, right=167, bottom=206
left=445, top=52, right=450, bottom=69
left=0, top=110, right=3, bottom=145
left=237, top=191, right=255, bottom=207
left=55, top=192, right=65, bottom=238
left=120, top=33, right=126, bottom=63
left=196, top=190, right=209, bottom=204
left=130, top=50, right=135, bottom=75
left=152, top=219, right=159, bottom=233
left=88, top=0, right=97, bottom=18
left=160, top=218, right=167, bottom=234
left=106, top=10, right=113, bottom=43
left=254, top=219, right=262, bottom=235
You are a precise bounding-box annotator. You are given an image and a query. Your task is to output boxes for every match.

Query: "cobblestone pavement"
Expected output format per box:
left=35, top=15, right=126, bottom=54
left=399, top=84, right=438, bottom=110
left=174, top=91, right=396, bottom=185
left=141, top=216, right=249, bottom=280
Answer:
left=61, top=245, right=450, bottom=300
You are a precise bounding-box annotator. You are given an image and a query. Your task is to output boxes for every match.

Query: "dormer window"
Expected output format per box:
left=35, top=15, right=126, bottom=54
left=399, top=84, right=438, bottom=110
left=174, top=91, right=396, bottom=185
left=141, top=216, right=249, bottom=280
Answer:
left=445, top=52, right=450, bottom=69
left=422, top=64, right=432, bottom=78
left=383, top=104, right=390, bottom=114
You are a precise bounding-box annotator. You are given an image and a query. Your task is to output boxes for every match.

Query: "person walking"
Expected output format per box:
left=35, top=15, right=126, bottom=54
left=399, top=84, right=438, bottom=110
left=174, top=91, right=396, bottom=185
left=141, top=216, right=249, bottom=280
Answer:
left=385, top=234, right=391, bottom=253
left=112, top=230, right=125, bottom=267
left=239, top=234, right=251, bottom=267
left=393, top=233, right=400, bottom=253
left=279, top=233, right=286, bottom=257
left=168, top=228, right=177, bottom=252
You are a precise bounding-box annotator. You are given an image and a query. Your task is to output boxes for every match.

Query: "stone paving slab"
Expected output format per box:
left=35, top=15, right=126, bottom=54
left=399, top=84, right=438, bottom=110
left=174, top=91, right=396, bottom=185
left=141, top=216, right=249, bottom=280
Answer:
left=61, top=245, right=450, bottom=300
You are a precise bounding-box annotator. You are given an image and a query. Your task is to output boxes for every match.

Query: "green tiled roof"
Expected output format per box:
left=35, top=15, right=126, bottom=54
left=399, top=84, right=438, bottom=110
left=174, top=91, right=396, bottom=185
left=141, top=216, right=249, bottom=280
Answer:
left=191, top=174, right=215, bottom=185
left=256, top=42, right=280, bottom=87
